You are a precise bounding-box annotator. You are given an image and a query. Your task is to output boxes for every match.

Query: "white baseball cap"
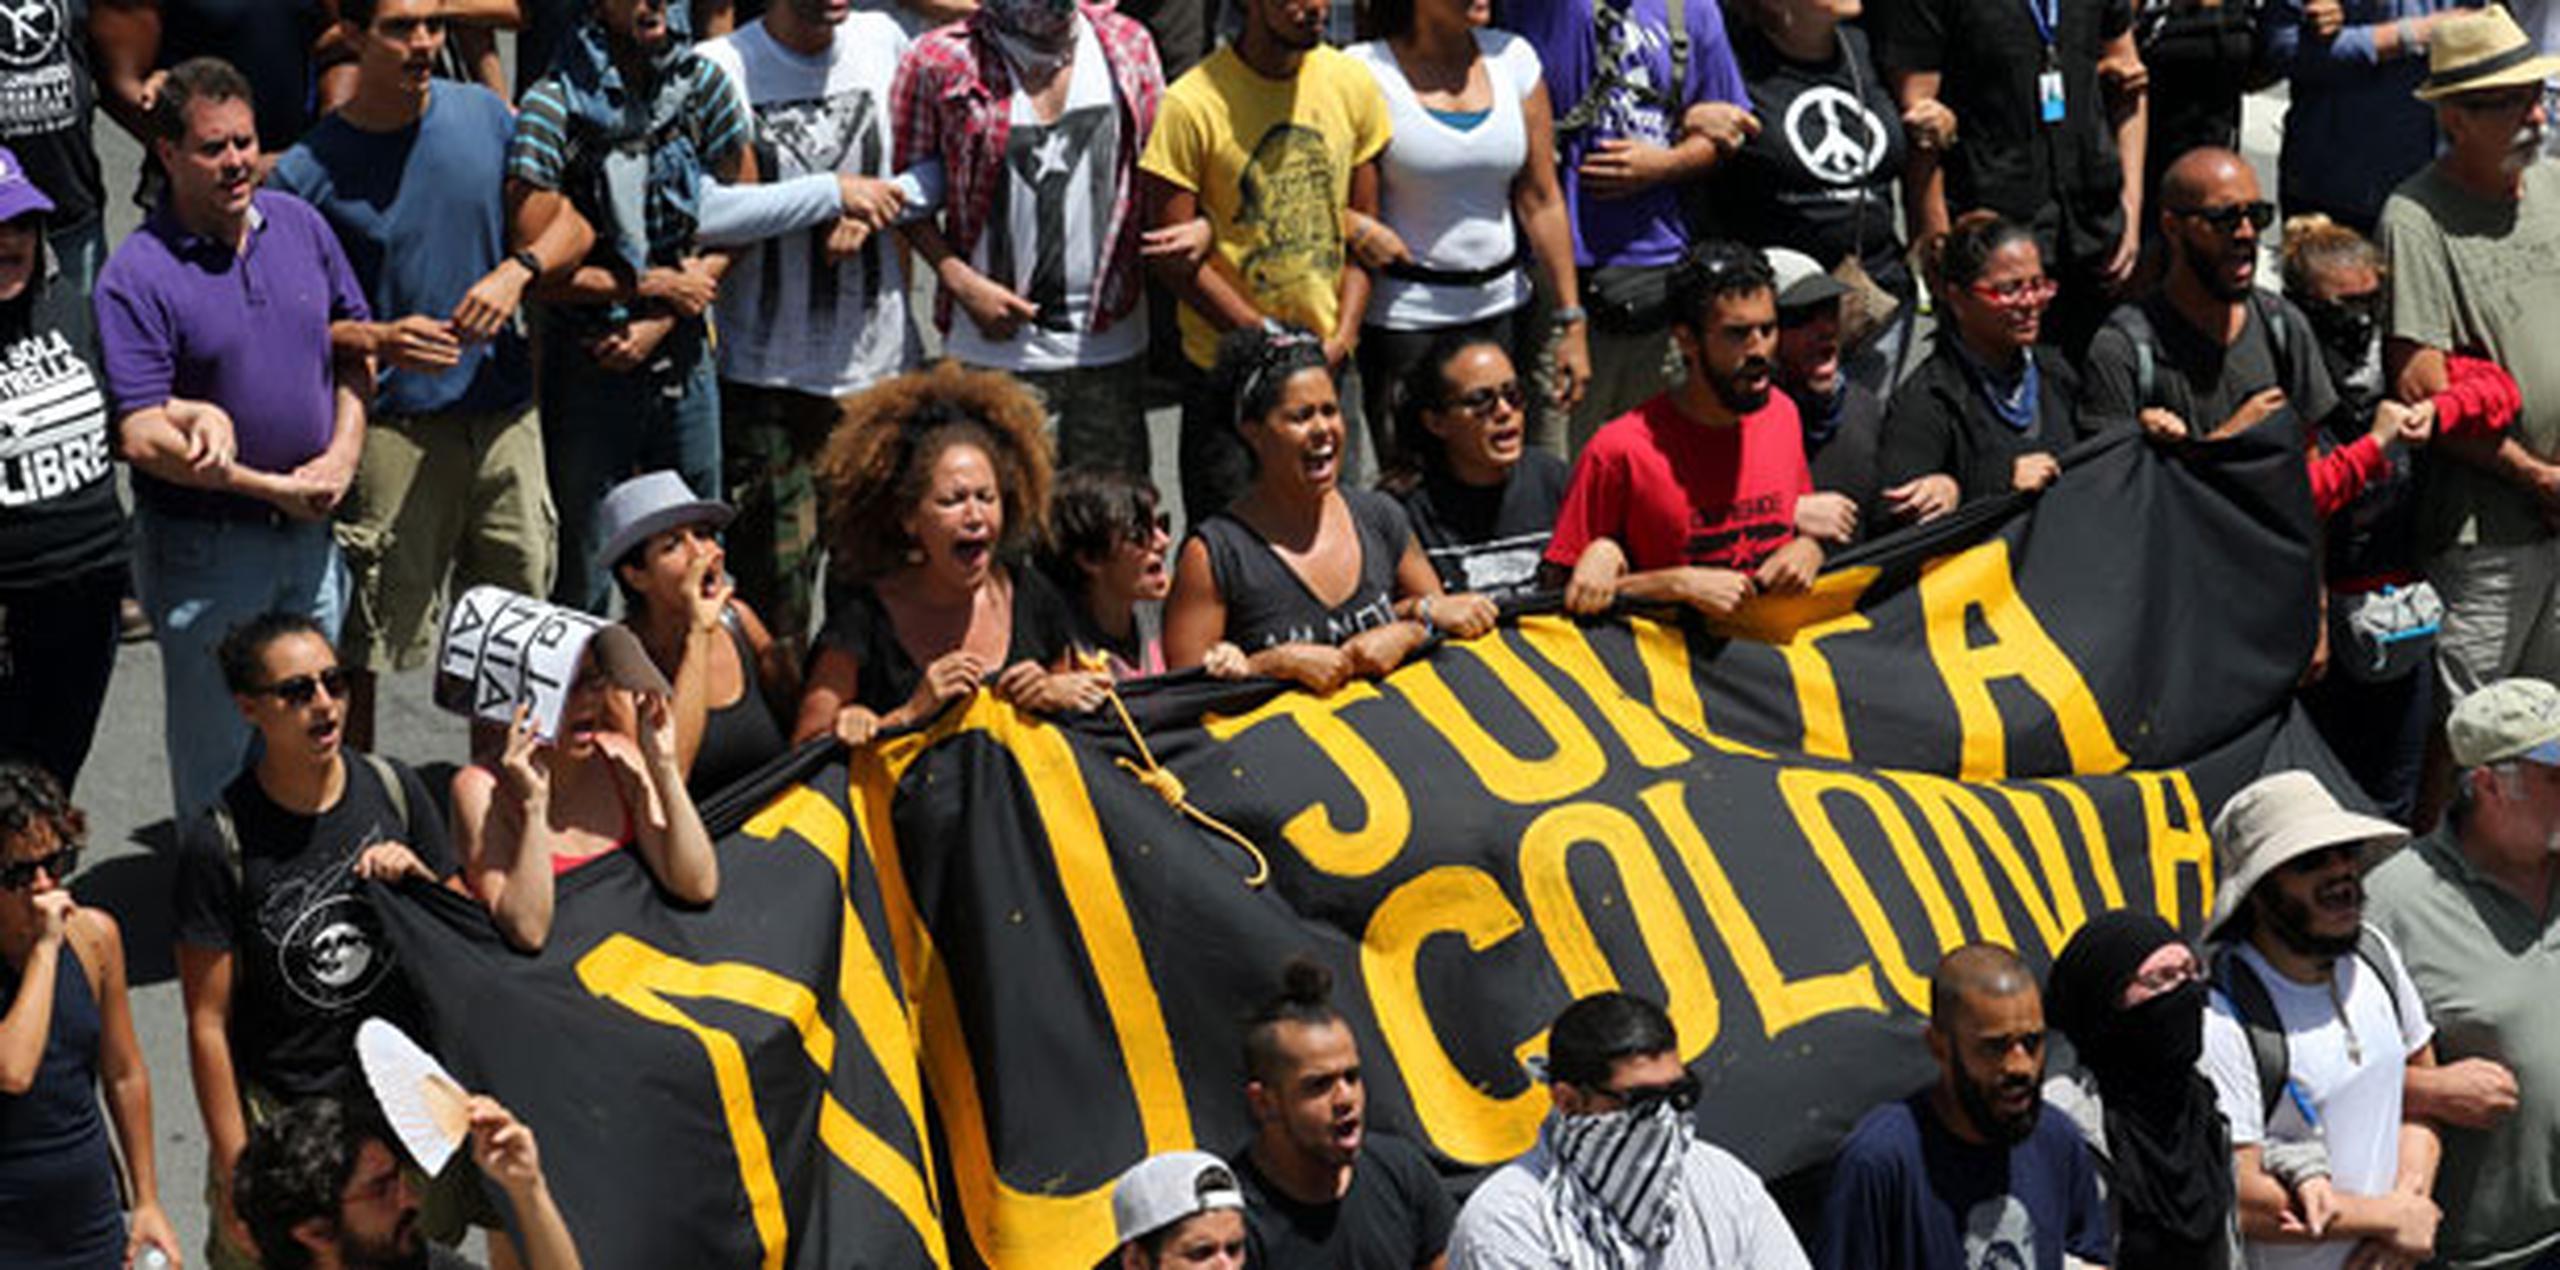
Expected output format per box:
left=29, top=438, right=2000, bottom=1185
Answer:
left=1111, top=1151, right=1245, bottom=1246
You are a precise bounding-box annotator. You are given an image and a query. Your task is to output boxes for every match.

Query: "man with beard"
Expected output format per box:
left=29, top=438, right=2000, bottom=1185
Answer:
left=2368, top=679, right=2560, bottom=1269
left=1816, top=944, right=2109, bottom=1270
left=2079, top=147, right=2357, bottom=455
left=1448, top=992, right=1805, bottom=1269
left=234, top=1094, right=583, bottom=1270
left=2380, top=9, right=2560, bottom=693
left=1542, top=240, right=1825, bottom=619
left=1769, top=248, right=1881, bottom=546
left=2200, top=770, right=2446, bottom=1270
left=174, top=612, right=466, bottom=1270
left=1231, top=960, right=1453, bottom=1270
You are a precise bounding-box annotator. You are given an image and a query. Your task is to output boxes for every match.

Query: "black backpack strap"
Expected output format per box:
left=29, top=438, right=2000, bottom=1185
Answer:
left=356, top=751, right=412, bottom=842
left=2210, top=941, right=2291, bottom=1125
left=2355, top=924, right=2409, bottom=1039
left=2110, top=303, right=2162, bottom=411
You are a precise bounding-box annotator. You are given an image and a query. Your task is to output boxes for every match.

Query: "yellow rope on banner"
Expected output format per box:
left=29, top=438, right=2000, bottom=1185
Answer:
left=1086, top=655, right=1271, bottom=888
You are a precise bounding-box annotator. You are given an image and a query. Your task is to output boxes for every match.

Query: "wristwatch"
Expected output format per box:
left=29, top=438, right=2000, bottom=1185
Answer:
left=508, top=247, right=544, bottom=278
left=1551, top=305, right=1589, bottom=326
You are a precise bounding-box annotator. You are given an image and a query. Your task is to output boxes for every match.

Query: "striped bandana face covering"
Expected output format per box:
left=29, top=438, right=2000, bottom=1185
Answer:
left=1542, top=1103, right=1687, bottom=1269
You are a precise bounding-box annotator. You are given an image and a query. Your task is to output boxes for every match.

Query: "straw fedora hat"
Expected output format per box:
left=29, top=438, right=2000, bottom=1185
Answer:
left=2416, top=5, right=2560, bottom=101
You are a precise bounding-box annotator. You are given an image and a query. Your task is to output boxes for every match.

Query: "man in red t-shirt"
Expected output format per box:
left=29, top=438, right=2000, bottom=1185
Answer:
left=1544, top=241, right=1822, bottom=616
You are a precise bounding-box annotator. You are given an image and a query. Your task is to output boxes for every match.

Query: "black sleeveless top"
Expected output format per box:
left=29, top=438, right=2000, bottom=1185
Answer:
left=688, top=611, right=789, bottom=800
left=814, top=567, right=1079, bottom=716
left=0, top=943, right=123, bottom=1266
left=1196, top=490, right=1412, bottom=652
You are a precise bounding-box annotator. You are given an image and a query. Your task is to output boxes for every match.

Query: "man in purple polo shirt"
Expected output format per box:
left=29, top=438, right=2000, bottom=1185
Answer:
left=96, top=57, right=372, bottom=826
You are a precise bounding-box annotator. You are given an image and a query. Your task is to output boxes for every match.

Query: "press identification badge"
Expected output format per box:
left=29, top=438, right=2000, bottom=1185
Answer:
left=2038, top=68, right=2065, bottom=123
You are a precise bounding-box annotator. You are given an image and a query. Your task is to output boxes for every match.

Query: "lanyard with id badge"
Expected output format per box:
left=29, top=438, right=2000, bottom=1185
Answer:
left=2028, top=0, right=2066, bottom=122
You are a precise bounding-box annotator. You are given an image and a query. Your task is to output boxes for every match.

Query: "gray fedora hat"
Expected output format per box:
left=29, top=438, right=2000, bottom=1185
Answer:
left=595, top=470, right=733, bottom=575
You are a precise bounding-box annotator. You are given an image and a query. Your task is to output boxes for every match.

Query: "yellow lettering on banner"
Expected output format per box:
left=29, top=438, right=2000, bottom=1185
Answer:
left=1715, top=568, right=1881, bottom=760
left=741, top=788, right=940, bottom=1214
left=2134, top=770, right=2216, bottom=929
left=576, top=934, right=949, bottom=1270
left=1917, top=541, right=2130, bottom=780
left=1362, top=866, right=1548, bottom=1165
left=2029, top=779, right=2127, bottom=910
left=1204, top=684, right=1412, bottom=876
left=1628, top=617, right=1773, bottom=758
left=1517, top=802, right=1721, bottom=1058
left=857, top=698, right=1195, bottom=1270
left=1887, top=772, right=2085, bottom=956
left=1779, top=770, right=1949, bottom=1011
left=1395, top=633, right=1608, bottom=803
left=1511, top=616, right=1694, bottom=769
left=1639, top=781, right=1886, bottom=1035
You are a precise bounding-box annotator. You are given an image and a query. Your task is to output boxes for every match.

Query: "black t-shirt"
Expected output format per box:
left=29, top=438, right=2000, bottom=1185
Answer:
left=0, top=0, right=101, bottom=231
left=0, top=271, right=126, bottom=588
left=1805, top=380, right=1888, bottom=533
left=1872, top=0, right=2133, bottom=270
left=162, top=0, right=326, bottom=151
left=1196, top=490, right=1413, bottom=652
left=1878, top=339, right=2083, bottom=502
left=1233, top=1133, right=1456, bottom=1270
left=1717, top=24, right=1911, bottom=300
left=171, top=755, right=454, bottom=1098
left=1397, top=450, right=1568, bottom=602
left=813, top=566, right=1079, bottom=716
left=2134, top=0, right=2255, bottom=199
left=2078, top=293, right=2337, bottom=442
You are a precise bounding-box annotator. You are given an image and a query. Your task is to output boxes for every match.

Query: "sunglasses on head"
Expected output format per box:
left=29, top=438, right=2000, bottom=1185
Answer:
left=1, top=844, right=78, bottom=891
left=1603, top=1072, right=1702, bottom=1114
left=1445, top=381, right=1527, bottom=416
left=2172, top=200, right=2276, bottom=234
left=261, top=667, right=348, bottom=707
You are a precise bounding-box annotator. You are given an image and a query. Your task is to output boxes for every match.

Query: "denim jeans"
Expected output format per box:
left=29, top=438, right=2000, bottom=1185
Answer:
left=541, top=321, right=723, bottom=614
left=132, top=505, right=345, bottom=825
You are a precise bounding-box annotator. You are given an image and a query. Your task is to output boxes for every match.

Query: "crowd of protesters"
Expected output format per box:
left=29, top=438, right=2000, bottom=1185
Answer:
left=7, top=0, right=2560, bottom=1266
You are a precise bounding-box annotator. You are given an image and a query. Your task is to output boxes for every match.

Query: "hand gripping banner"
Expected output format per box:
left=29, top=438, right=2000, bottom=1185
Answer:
left=377, top=423, right=2341, bottom=1269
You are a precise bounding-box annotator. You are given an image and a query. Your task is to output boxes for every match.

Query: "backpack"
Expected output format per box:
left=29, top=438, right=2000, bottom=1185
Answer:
left=2113, top=290, right=2293, bottom=414
left=1555, top=0, right=1689, bottom=138
left=2208, top=926, right=2409, bottom=1124
left=207, top=751, right=413, bottom=894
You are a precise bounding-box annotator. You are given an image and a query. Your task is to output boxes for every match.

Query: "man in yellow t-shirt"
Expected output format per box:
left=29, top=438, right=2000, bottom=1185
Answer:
left=1140, top=0, right=1389, bottom=518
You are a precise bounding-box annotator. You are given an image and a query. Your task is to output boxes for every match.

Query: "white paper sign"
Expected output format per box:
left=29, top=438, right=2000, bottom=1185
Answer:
left=434, top=586, right=609, bottom=741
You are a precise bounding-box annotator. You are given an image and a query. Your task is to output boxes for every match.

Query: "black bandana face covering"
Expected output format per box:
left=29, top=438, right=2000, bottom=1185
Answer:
left=2300, top=292, right=2381, bottom=369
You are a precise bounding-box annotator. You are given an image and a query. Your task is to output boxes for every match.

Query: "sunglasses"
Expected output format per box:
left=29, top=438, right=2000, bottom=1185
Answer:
left=1122, top=510, right=1174, bottom=545
left=261, top=667, right=349, bottom=707
left=2172, top=200, right=2276, bottom=234
left=1967, top=276, right=2057, bottom=308
left=1, top=844, right=79, bottom=891
left=2278, top=841, right=2362, bottom=875
left=1445, top=381, right=1528, bottom=416
left=1603, top=1072, right=1702, bottom=1114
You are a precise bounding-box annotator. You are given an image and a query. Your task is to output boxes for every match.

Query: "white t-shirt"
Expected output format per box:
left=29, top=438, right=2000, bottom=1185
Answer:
left=700, top=16, right=919, bottom=397
left=947, top=18, right=1147, bottom=372
left=1350, top=30, right=1540, bottom=331
left=1448, top=1136, right=1810, bottom=1269
left=2199, top=933, right=2434, bottom=1270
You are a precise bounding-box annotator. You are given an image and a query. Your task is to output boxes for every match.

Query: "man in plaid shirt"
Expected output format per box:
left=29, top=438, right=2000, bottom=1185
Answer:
left=893, top=0, right=1167, bottom=477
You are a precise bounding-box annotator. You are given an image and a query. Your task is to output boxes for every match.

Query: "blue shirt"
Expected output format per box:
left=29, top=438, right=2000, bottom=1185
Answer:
left=1499, top=0, right=1749, bottom=268
left=2263, top=0, right=2474, bottom=226
left=94, top=190, right=370, bottom=520
left=271, top=85, right=533, bottom=419
left=1816, top=1093, right=2110, bottom=1270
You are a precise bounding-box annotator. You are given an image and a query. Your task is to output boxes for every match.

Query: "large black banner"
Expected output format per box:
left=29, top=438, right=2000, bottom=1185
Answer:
left=380, top=425, right=2330, bottom=1269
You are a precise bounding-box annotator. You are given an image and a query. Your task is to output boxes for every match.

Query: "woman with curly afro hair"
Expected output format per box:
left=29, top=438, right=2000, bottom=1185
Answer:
left=792, top=363, right=1113, bottom=746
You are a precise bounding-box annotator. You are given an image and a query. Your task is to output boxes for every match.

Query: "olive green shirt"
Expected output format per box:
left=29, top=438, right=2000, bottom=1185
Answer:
left=2378, top=160, right=2560, bottom=553
left=2364, top=829, right=2560, bottom=1269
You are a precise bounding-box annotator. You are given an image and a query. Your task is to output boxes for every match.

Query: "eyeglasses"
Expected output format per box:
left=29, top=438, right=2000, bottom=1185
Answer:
left=1, top=845, right=79, bottom=891
left=1446, top=381, right=1527, bottom=416
left=1600, top=1072, right=1701, bottom=1114
left=1967, top=276, right=2058, bottom=308
left=261, top=667, right=349, bottom=707
left=2171, top=200, right=2276, bottom=234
